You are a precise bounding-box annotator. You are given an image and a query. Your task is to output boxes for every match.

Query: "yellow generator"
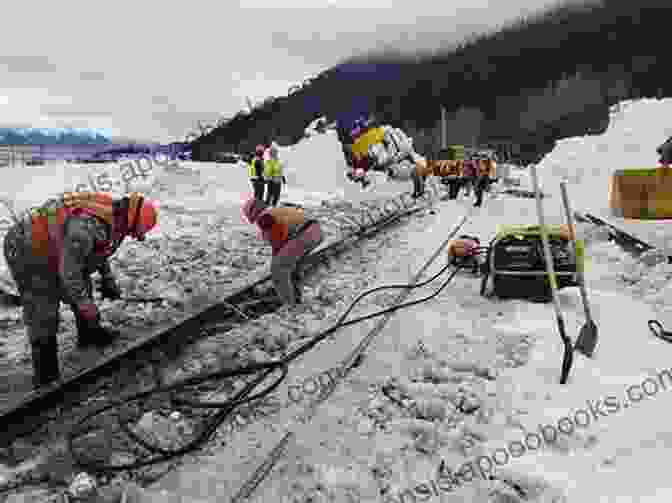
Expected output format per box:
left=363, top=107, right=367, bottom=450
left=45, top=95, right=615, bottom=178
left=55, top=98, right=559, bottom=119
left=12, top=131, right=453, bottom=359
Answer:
left=480, top=224, right=583, bottom=302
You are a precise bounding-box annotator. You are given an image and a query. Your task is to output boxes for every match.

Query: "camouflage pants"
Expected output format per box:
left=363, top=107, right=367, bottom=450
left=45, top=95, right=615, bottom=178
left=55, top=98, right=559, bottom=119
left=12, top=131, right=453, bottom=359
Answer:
left=271, top=223, right=323, bottom=305
left=3, top=224, right=91, bottom=345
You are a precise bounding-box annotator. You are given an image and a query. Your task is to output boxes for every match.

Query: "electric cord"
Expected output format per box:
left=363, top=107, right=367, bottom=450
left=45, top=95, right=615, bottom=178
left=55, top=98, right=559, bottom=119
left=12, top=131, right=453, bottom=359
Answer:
left=649, top=320, right=672, bottom=343
left=65, top=258, right=468, bottom=474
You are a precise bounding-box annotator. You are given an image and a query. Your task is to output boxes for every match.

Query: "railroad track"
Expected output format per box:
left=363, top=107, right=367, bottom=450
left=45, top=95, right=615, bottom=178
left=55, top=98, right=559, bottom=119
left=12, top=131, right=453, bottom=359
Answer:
left=575, top=212, right=670, bottom=262
left=0, top=192, right=436, bottom=447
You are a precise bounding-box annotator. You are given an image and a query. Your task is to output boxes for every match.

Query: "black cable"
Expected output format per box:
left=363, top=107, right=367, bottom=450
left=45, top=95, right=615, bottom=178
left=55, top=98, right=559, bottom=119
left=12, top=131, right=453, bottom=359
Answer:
left=67, top=258, right=467, bottom=474
left=649, top=320, right=672, bottom=343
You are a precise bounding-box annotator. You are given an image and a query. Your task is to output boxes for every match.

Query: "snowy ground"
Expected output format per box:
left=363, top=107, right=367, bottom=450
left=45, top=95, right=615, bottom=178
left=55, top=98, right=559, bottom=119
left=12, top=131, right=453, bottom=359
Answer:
left=2, top=98, right=672, bottom=502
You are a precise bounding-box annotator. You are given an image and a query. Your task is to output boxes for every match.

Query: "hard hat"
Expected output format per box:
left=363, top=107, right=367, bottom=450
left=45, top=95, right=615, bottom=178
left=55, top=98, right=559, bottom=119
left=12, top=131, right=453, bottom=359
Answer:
left=127, top=192, right=158, bottom=240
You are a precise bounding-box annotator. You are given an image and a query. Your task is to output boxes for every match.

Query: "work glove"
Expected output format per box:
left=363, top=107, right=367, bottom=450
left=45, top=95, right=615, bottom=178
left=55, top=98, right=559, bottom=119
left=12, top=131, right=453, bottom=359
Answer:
left=282, top=176, right=287, bottom=185
left=99, top=277, right=122, bottom=300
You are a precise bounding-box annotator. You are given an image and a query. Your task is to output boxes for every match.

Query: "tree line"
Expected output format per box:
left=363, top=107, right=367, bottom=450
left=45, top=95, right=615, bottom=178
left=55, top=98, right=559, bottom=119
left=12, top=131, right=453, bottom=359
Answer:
left=190, top=0, right=670, bottom=165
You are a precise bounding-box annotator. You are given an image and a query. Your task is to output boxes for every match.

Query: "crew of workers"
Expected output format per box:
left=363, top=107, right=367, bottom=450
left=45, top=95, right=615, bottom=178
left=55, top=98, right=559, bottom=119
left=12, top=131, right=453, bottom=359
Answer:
left=430, top=154, right=497, bottom=207
left=247, top=143, right=287, bottom=206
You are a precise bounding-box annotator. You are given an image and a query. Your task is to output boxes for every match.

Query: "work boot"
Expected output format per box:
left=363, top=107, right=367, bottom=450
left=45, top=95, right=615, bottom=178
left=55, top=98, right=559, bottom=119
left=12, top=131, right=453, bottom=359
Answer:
left=73, top=308, right=116, bottom=348
left=30, top=331, right=61, bottom=388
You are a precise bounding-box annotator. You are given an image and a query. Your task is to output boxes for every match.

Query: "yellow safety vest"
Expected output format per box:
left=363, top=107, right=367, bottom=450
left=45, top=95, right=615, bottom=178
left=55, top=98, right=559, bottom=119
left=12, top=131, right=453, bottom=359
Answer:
left=248, top=159, right=263, bottom=179
left=263, top=159, right=283, bottom=178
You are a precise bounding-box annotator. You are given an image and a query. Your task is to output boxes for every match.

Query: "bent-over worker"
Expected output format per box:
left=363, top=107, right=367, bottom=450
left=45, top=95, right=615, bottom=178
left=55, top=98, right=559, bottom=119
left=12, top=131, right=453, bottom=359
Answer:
left=242, top=197, right=322, bottom=306
left=2, top=191, right=159, bottom=387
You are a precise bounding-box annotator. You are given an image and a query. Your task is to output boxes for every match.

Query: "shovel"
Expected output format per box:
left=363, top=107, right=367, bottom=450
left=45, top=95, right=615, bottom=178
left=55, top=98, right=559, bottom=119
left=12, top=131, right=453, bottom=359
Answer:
left=559, top=181, right=598, bottom=358
left=530, top=166, right=574, bottom=384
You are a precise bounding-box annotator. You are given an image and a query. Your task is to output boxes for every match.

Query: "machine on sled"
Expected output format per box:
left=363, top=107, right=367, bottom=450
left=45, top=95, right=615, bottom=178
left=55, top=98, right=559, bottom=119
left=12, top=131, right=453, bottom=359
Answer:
left=479, top=224, right=584, bottom=302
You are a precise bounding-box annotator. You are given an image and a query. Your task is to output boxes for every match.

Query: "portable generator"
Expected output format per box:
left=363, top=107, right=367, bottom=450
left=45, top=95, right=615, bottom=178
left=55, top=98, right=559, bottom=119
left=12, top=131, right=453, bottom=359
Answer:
left=479, top=224, right=583, bottom=302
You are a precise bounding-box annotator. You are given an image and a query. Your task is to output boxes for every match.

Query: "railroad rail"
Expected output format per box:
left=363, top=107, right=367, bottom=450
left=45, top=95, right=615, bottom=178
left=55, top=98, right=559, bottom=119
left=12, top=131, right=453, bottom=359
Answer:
left=0, top=192, right=434, bottom=446
left=575, top=212, right=671, bottom=262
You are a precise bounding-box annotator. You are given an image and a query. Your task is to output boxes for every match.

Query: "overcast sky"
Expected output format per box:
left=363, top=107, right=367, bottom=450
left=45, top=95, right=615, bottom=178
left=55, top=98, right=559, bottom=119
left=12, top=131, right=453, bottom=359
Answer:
left=0, top=0, right=571, bottom=143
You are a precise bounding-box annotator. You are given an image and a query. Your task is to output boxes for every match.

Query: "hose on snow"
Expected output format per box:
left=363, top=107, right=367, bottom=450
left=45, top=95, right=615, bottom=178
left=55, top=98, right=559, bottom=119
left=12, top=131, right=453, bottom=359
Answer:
left=66, top=258, right=469, bottom=473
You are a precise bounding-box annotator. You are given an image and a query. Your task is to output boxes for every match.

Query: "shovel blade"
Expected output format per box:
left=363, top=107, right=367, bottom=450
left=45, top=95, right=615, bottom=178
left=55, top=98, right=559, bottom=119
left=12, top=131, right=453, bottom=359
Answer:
left=575, top=319, right=598, bottom=357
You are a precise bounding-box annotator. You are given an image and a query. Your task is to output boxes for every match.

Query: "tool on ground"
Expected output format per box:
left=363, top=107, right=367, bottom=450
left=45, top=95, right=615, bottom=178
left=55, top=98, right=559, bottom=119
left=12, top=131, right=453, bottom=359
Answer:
left=559, top=180, right=598, bottom=358
left=530, top=166, right=573, bottom=384
left=648, top=320, right=672, bottom=343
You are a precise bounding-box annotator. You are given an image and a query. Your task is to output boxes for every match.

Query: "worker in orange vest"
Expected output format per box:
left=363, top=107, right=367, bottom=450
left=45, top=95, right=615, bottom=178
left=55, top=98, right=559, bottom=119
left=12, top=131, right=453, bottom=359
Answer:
left=2, top=191, right=159, bottom=387
left=242, top=197, right=323, bottom=305
left=474, top=158, right=497, bottom=207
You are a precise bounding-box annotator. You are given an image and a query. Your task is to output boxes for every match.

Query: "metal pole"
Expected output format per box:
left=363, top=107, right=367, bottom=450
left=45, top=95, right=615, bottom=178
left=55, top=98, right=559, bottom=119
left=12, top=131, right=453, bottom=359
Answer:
left=440, top=106, right=447, bottom=149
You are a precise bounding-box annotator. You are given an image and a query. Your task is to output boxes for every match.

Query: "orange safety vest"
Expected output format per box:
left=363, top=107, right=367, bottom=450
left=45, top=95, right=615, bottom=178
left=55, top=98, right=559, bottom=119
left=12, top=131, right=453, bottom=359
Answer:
left=414, top=158, right=434, bottom=178
left=259, top=206, right=306, bottom=250
left=31, top=192, right=115, bottom=260
left=476, top=159, right=497, bottom=178
left=435, top=160, right=462, bottom=178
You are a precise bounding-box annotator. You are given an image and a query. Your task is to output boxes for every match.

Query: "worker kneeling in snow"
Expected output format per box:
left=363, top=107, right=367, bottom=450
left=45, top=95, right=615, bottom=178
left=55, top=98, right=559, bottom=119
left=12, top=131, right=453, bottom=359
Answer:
left=2, top=191, right=159, bottom=387
left=242, top=198, right=323, bottom=306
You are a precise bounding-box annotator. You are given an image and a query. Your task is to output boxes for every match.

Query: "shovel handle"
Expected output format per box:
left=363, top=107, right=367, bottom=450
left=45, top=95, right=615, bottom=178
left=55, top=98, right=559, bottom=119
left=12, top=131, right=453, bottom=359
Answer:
left=531, top=166, right=573, bottom=384
left=559, top=181, right=593, bottom=322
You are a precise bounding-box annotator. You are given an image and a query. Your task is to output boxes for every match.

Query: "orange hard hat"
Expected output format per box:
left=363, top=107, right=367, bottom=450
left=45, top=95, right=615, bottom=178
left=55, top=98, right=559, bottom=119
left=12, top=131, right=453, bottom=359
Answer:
left=127, top=192, right=158, bottom=240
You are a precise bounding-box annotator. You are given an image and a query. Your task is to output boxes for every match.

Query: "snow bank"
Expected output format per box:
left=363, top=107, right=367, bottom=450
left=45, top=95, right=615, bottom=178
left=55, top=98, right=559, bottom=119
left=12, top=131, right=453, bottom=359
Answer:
left=277, top=130, right=411, bottom=206
left=520, top=98, right=672, bottom=218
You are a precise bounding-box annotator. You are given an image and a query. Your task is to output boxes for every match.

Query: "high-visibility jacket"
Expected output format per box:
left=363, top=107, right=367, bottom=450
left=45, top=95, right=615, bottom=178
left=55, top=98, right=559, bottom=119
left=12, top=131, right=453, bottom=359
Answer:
left=31, top=192, right=116, bottom=260
left=476, top=160, right=497, bottom=178
left=17, top=192, right=123, bottom=315
left=257, top=206, right=319, bottom=255
left=263, top=158, right=283, bottom=179
left=248, top=158, right=264, bottom=179
left=414, top=158, right=434, bottom=178
left=434, top=160, right=463, bottom=178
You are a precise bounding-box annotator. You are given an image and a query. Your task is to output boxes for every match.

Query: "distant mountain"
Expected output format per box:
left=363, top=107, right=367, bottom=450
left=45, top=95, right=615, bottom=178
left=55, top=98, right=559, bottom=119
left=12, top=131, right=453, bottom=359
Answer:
left=0, top=127, right=112, bottom=145
left=109, top=136, right=159, bottom=145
